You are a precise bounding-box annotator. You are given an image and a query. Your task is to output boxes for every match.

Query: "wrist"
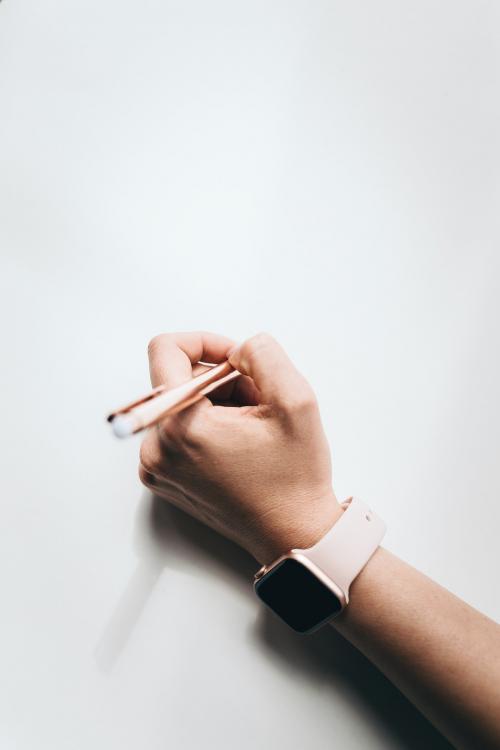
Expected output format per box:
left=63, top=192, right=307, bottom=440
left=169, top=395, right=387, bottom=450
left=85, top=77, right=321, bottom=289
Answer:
left=254, top=496, right=386, bottom=634
left=254, top=490, right=343, bottom=564
left=330, top=546, right=390, bottom=632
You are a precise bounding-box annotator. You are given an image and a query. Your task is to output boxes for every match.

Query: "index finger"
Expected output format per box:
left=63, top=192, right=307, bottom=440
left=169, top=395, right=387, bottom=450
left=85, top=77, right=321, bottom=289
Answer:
left=147, top=331, right=236, bottom=389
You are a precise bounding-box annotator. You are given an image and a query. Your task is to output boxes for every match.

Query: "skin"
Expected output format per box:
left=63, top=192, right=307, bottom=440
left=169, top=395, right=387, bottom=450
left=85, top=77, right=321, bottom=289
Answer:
left=139, top=331, right=500, bottom=750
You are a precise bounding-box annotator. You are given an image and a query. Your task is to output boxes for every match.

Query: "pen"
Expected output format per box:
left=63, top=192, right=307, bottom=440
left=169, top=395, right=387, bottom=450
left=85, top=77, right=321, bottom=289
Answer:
left=107, top=360, right=240, bottom=438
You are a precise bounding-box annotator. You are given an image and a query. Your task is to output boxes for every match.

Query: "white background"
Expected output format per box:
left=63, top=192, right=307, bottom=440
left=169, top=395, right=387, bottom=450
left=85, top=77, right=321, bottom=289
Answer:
left=1, top=1, right=499, bottom=748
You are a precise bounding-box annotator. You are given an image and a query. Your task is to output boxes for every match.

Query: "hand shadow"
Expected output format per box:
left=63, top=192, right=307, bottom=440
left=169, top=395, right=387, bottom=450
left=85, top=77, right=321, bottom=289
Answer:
left=95, top=491, right=452, bottom=750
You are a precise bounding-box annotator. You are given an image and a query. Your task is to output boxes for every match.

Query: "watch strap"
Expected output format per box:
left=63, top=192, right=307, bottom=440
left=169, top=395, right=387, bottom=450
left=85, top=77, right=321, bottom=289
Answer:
left=294, top=496, right=386, bottom=600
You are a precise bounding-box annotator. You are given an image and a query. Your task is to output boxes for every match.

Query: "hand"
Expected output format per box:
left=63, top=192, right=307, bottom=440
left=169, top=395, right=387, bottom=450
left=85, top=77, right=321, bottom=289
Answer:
left=138, top=331, right=342, bottom=563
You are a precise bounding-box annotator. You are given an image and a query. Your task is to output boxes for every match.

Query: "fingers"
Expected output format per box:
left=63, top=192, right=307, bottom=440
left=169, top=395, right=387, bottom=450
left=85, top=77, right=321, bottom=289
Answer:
left=147, top=331, right=238, bottom=443
left=147, top=331, right=236, bottom=388
left=190, top=362, right=259, bottom=406
left=228, top=332, right=314, bottom=410
left=208, top=373, right=261, bottom=406
left=147, top=330, right=313, bottom=415
left=139, top=430, right=165, bottom=477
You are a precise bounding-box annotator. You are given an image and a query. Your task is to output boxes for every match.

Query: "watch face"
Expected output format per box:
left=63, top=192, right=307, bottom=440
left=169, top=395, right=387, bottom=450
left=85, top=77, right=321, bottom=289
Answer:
left=255, top=557, right=343, bottom=634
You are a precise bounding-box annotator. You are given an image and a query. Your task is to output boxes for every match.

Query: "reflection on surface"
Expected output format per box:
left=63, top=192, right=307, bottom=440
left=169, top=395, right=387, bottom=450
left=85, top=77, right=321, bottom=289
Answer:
left=94, top=492, right=253, bottom=670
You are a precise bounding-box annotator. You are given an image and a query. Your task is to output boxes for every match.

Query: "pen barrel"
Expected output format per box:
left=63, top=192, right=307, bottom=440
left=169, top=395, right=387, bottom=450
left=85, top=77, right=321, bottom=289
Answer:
left=130, top=360, right=237, bottom=431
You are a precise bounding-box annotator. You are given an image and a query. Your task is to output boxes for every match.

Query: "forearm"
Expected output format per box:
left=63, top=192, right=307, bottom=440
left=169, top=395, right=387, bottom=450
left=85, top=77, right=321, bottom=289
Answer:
left=331, top=547, right=500, bottom=749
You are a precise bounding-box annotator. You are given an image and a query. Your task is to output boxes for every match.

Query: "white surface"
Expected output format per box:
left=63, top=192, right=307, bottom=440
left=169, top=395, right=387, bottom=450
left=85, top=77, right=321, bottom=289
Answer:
left=1, top=2, right=499, bottom=748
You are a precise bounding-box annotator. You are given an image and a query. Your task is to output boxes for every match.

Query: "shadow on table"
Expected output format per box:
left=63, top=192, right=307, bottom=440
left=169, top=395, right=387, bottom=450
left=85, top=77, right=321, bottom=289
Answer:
left=95, top=492, right=453, bottom=750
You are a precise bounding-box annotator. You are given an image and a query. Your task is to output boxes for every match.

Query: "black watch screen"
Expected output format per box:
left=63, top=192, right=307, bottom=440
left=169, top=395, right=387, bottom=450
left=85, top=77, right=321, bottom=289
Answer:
left=254, top=557, right=343, bottom=634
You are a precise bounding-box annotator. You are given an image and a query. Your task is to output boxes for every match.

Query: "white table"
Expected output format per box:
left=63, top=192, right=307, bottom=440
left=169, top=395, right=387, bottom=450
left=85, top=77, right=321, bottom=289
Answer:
left=1, top=2, right=498, bottom=748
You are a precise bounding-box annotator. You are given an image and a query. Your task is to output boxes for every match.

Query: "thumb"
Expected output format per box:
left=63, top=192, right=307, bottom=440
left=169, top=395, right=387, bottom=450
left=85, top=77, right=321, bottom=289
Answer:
left=228, top=333, right=310, bottom=409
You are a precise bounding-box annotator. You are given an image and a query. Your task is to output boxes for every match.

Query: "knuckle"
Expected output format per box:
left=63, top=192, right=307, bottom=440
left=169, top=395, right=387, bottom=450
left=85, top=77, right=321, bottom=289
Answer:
left=159, top=413, right=206, bottom=453
left=148, top=333, right=179, bottom=358
left=288, top=383, right=318, bottom=413
left=158, top=417, right=183, bottom=448
left=138, top=462, right=155, bottom=487
left=180, top=415, right=206, bottom=450
left=243, top=331, right=277, bottom=359
left=147, top=333, right=172, bottom=359
left=139, top=437, right=160, bottom=474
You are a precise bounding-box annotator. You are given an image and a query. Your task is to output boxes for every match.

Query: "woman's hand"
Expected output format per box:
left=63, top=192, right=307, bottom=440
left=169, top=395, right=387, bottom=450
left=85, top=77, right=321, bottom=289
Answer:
left=138, top=331, right=341, bottom=563
left=138, top=331, right=500, bottom=750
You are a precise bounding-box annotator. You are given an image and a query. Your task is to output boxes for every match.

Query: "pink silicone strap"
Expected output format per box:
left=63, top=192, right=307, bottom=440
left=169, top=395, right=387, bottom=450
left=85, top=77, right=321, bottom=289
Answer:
left=295, top=497, right=386, bottom=601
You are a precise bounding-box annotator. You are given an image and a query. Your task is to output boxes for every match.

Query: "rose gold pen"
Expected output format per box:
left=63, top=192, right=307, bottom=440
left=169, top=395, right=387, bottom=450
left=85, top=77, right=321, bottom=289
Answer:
left=107, top=360, right=240, bottom=438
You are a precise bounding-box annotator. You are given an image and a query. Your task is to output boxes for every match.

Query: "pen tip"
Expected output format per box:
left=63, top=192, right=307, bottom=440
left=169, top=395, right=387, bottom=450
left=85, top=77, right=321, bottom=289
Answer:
left=111, top=414, right=135, bottom=438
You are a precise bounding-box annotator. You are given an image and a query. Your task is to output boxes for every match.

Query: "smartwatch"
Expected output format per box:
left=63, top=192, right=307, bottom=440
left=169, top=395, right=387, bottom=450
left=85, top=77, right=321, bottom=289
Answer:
left=254, top=497, right=386, bottom=634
